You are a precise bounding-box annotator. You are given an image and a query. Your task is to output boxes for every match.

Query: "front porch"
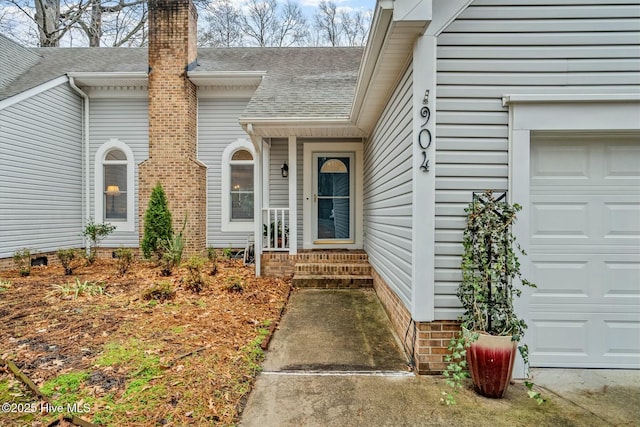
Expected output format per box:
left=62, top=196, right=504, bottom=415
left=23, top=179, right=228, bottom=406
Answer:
left=250, top=136, right=364, bottom=276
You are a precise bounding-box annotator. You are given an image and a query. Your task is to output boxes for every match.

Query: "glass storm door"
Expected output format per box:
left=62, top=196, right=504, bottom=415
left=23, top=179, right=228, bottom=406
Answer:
left=313, top=154, right=354, bottom=243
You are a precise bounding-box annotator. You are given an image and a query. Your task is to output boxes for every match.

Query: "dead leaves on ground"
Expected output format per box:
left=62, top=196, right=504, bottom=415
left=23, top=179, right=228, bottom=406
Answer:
left=0, top=257, right=291, bottom=426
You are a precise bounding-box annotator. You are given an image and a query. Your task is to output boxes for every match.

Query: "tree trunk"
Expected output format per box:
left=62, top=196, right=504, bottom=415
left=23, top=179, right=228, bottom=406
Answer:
left=35, top=0, right=60, bottom=47
left=89, top=0, right=102, bottom=47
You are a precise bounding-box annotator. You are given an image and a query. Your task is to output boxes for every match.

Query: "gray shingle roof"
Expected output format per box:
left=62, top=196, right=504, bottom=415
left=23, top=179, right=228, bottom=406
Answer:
left=0, top=35, right=42, bottom=93
left=0, top=44, right=363, bottom=120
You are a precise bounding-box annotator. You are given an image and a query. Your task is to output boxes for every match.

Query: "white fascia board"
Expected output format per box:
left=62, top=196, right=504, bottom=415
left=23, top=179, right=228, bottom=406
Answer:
left=350, top=2, right=394, bottom=122
left=503, top=93, right=640, bottom=107
left=0, top=75, right=68, bottom=110
left=394, top=0, right=432, bottom=23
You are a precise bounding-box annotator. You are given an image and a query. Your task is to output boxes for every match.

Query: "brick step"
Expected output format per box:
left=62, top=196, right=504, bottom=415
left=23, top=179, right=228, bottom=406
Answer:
left=295, top=263, right=371, bottom=276
left=291, top=274, right=374, bottom=289
left=295, top=252, right=368, bottom=264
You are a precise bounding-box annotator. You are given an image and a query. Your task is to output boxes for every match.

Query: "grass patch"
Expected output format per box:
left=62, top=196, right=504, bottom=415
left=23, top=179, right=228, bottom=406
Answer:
left=41, top=371, right=90, bottom=407
left=92, top=339, right=166, bottom=425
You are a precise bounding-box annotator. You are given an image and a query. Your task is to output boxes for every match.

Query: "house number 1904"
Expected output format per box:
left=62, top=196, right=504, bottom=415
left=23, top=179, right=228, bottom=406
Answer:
left=419, top=105, right=431, bottom=172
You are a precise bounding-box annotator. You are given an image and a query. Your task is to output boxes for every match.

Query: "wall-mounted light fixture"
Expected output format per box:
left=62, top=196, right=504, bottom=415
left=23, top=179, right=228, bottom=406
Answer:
left=281, top=162, right=289, bottom=178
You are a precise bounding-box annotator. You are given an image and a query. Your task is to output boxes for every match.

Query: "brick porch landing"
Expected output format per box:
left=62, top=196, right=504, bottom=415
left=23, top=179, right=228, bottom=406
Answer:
left=262, top=251, right=374, bottom=288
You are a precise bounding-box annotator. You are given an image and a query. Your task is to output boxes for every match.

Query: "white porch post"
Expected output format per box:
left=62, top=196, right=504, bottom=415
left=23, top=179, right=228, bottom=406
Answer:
left=253, top=137, right=264, bottom=276
left=288, top=135, right=298, bottom=254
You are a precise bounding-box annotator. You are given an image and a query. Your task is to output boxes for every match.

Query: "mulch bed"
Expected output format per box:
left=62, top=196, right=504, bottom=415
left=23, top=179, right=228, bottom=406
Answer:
left=0, top=257, right=291, bottom=426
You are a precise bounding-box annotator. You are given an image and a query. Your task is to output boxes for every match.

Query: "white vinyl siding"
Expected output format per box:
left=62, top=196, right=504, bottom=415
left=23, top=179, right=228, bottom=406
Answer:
left=364, top=65, right=414, bottom=308
left=433, top=0, right=640, bottom=319
left=89, top=98, right=148, bottom=247
left=269, top=138, right=289, bottom=208
left=198, top=98, right=252, bottom=248
left=0, top=84, right=83, bottom=258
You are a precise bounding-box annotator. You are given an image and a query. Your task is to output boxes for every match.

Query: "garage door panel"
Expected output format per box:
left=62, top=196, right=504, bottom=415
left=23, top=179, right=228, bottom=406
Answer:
left=529, top=260, right=589, bottom=297
left=604, top=203, right=640, bottom=237
left=528, top=134, right=640, bottom=368
left=530, top=141, right=590, bottom=181
left=531, top=195, right=640, bottom=246
left=529, top=313, right=640, bottom=367
left=531, top=202, right=589, bottom=239
left=604, top=320, right=640, bottom=356
left=530, top=254, right=640, bottom=305
left=529, top=317, right=589, bottom=356
left=604, top=142, right=640, bottom=179
left=604, top=261, right=640, bottom=296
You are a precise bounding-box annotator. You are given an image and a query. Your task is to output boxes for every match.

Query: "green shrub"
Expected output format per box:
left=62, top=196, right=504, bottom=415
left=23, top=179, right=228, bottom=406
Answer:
left=224, top=275, right=244, bottom=293
left=83, top=220, right=116, bottom=264
left=56, top=248, right=78, bottom=275
left=142, top=281, right=175, bottom=302
left=185, top=255, right=206, bottom=293
left=114, top=247, right=134, bottom=277
left=141, top=183, right=173, bottom=259
left=222, top=247, right=233, bottom=258
left=206, top=246, right=218, bottom=275
left=13, top=248, right=31, bottom=276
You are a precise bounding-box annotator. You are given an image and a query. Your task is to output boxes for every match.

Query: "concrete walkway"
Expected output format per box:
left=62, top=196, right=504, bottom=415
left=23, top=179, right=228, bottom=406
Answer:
left=240, top=289, right=640, bottom=426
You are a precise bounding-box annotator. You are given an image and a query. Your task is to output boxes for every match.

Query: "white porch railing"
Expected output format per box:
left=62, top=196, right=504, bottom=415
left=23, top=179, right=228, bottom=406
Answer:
left=262, top=208, right=290, bottom=251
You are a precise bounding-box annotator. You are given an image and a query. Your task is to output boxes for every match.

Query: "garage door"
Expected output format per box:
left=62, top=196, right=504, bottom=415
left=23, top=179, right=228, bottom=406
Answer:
left=528, top=133, right=640, bottom=368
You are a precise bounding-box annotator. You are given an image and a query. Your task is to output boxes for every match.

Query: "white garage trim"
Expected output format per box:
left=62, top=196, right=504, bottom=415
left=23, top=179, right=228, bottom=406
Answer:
left=508, top=94, right=640, bottom=376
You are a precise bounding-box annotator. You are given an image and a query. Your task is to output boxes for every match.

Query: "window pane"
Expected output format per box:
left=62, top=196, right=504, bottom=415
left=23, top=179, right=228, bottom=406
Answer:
left=231, top=192, right=254, bottom=220
left=232, top=149, right=253, bottom=161
left=318, top=157, right=349, bottom=197
left=104, top=164, right=127, bottom=220
left=231, top=164, right=253, bottom=191
left=230, top=164, right=253, bottom=221
left=105, top=149, right=126, bottom=161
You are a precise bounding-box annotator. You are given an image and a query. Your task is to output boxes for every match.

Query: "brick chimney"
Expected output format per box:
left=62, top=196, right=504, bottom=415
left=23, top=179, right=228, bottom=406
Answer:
left=139, top=0, right=207, bottom=257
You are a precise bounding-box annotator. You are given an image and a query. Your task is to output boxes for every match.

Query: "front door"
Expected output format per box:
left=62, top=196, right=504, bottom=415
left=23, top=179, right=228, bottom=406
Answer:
left=312, top=153, right=355, bottom=244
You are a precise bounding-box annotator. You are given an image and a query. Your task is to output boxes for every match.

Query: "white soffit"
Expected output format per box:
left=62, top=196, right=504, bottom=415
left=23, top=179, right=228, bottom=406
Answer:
left=67, top=72, right=148, bottom=87
left=187, top=71, right=264, bottom=88
left=241, top=119, right=366, bottom=138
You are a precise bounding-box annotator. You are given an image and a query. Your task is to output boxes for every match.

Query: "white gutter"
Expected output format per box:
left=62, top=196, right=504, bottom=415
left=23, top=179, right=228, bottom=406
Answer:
left=68, top=76, right=91, bottom=249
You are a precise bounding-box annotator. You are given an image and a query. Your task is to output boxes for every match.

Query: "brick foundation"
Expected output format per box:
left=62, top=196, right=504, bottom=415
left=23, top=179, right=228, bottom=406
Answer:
left=261, top=253, right=296, bottom=277
left=372, top=268, right=461, bottom=375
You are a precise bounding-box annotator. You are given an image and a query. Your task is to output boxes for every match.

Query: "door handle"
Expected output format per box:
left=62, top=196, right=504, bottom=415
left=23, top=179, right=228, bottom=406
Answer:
left=314, top=194, right=317, bottom=203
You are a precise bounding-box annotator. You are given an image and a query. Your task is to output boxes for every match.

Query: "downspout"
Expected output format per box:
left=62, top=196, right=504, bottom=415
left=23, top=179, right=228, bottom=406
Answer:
left=68, top=76, right=90, bottom=250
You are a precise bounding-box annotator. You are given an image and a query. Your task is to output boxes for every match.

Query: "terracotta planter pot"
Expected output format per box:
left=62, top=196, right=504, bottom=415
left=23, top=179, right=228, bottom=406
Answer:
left=465, top=330, right=518, bottom=398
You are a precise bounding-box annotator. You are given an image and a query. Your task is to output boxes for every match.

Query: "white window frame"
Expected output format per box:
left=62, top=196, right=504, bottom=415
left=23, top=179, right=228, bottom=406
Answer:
left=95, top=139, right=135, bottom=231
left=222, top=138, right=255, bottom=232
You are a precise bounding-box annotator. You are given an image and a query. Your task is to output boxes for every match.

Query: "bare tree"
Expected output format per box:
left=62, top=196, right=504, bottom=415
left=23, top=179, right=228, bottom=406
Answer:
left=1, top=0, right=148, bottom=47
left=200, top=0, right=243, bottom=47
left=241, top=0, right=278, bottom=47
left=340, top=9, right=368, bottom=47
left=273, top=0, right=307, bottom=47
left=313, top=0, right=340, bottom=46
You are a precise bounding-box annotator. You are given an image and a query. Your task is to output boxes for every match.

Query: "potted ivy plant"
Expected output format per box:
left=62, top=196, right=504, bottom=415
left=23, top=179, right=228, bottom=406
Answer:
left=443, top=190, right=536, bottom=402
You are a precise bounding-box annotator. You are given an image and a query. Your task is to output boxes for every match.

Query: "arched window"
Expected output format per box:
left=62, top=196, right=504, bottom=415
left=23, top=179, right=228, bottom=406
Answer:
left=221, top=139, right=255, bottom=232
left=95, top=139, right=135, bottom=231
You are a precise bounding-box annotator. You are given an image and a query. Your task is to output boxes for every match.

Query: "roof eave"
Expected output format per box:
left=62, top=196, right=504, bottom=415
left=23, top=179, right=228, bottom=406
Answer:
left=350, top=0, right=431, bottom=134
left=239, top=117, right=366, bottom=138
